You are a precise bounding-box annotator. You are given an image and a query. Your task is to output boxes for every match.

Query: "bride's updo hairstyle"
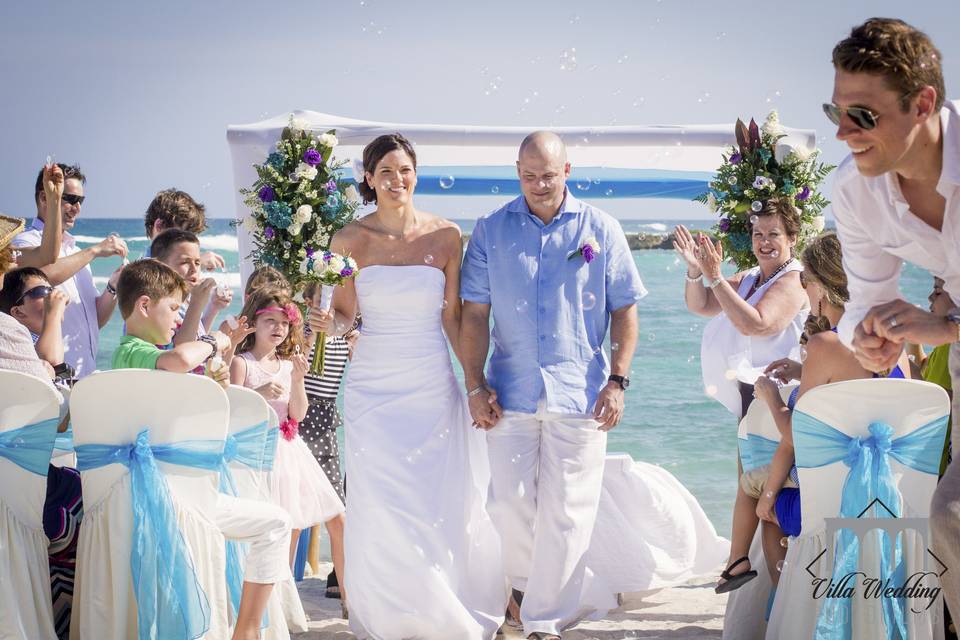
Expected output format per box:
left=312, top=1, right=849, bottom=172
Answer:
left=799, top=232, right=849, bottom=343
left=358, top=133, right=418, bottom=204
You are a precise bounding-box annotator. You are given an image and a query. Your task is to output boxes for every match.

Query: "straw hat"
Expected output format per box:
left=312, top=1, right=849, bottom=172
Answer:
left=0, top=214, right=25, bottom=251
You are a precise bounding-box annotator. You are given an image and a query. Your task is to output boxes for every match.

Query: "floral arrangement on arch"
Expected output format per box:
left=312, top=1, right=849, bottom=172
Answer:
left=694, top=111, right=835, bottom=271
left=239, top=116, right=363, bottom=292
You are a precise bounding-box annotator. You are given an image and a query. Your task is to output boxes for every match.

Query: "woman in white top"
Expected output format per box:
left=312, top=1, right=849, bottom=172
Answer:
left=675, top=197, right=808, bottom=421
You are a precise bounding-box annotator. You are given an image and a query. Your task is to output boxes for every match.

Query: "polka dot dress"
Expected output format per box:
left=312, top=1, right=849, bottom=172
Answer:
left=302, top=336, right=349, bottom=502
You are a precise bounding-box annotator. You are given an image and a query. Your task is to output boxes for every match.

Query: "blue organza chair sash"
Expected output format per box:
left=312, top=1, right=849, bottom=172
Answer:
left=54, top=427, right=74, bottom=454
left=75, top=429, right=225, bottom=640
left=739, top=433, right=778, bottom=472
left=793, top=411, right=948, bottom=640
left=0, top=417, right=60, bottom=475
left=263, top=425, right=278, bottom=472
left=218, top=421, right=271, bottom=620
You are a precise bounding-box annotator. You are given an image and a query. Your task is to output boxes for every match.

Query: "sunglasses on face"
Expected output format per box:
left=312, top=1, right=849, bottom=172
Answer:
left=14, top=285, right=53, bottom=306
left=823, top=91, right=916, bottom=131
left=61, top=193, right=85, bottom=206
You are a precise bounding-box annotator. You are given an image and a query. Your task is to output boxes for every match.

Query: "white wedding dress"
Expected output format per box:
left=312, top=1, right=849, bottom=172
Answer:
left=343, top=265, right=506, bottom=640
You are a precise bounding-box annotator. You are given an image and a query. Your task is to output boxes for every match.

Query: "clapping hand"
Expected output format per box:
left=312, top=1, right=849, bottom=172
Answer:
left=672, top=225, right=701, bottom=277
left=695, top=233, right=724, bottom=282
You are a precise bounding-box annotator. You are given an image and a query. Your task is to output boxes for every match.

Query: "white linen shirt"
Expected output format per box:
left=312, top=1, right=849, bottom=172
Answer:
left=12, top=218, right=101, bottom=377
left=834, top=99, right=960, bottom=347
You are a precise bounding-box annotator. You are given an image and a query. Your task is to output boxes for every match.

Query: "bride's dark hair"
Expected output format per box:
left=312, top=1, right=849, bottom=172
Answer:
left=358, top=133, right=418, bottom=204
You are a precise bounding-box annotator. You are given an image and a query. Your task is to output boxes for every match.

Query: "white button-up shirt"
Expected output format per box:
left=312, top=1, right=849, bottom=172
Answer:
left=12, top=218, right=101, bottom=377
left=835, top=99, right=960, bottom=348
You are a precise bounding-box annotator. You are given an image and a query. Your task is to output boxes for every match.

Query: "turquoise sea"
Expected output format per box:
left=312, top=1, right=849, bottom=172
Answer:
left=72, top=217, right=936, bottom=536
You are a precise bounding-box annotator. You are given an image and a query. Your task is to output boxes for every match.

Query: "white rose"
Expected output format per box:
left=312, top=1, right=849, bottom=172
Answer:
left=328, top=255, right=346, bottom=274
left=344, top=184, right=360, bottom=204
left=299, top=257, right=311, bottom=275
left=762, top=110, right=784, bottom=137
left=294, top=162, right=318, bottom=181
left=319, top=133, right=338, bottom=148
left=296, top=204, right=313, bottom=224
left=289, top=223, right=303, bottom=237
left=706, top=192, right=718, bottom=213
left=789, top=145, right=814, bottom=162
left=812, top=215, right=825, bottom=233
left=290, top=117, right=310, bottom=133
left=585, top=237, right=601, bottom=252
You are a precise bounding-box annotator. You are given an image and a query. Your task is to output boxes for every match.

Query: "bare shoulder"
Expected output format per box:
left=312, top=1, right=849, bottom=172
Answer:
left=331, top=220, right=367, bottom=251
left=418, top=211, right=461, bottom=234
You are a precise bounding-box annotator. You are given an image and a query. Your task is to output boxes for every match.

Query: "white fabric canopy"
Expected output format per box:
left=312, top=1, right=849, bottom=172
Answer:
left=226, top=110, right=816, bottom=282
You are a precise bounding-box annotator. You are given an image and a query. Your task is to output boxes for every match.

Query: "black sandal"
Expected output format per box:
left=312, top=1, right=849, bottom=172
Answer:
left=504, top=588, right=524, bottom=628
left=715, top=556, right=757, bottom=594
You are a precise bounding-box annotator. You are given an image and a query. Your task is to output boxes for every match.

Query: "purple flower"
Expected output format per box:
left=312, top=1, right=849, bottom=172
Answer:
left=582, top=245, right=595, bottom=264
left=796, top=186, right=811, bottom=202
left=719, top=218, right=731, bottom=232
left=326, top=179, right=338, bottom=193
left=258, top=185, right=275, bottom=202
left=729, top=152, right=742, bottom=165
left=303, top=149, right=322, bottom=166
left=264, top=226, right=275, bottom=239
left=306, top=247, right=315, bottom=258
left=340, top=267, right=354, bottom=277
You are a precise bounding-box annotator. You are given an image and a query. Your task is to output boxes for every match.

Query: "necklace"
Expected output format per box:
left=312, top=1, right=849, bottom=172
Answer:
left=371, top=212, right=418, bottom=240
left=746, top=259, right=793, bottom=298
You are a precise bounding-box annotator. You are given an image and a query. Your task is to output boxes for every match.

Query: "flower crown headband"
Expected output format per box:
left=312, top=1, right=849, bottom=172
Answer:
left=255, top=304, right=302, bottom=326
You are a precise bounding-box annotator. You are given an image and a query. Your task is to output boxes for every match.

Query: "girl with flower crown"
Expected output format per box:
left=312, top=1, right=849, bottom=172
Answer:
left=230, top=286, right=347, bottom=613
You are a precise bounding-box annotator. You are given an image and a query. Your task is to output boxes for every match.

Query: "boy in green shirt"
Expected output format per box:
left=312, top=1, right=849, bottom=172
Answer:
left=113, top=259, right=284, bottom=640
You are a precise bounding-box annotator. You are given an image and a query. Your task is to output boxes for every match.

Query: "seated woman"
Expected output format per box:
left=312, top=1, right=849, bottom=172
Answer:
left=717, top=231, right=910, bottom=592
left=0, top=215, right=82, bottom=639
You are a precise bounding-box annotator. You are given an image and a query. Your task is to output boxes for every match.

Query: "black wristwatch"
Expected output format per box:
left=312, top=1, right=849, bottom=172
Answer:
left=197, top=334, right=219, bottom=362
left=608, top=374, right=630, bottom=390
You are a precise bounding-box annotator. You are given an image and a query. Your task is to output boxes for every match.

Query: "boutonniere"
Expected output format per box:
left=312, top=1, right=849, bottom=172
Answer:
left=567, top=237, right=600, bottom=263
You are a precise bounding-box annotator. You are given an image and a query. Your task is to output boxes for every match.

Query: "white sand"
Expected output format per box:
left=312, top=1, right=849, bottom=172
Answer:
left=292, top=564, right=727, bottom=639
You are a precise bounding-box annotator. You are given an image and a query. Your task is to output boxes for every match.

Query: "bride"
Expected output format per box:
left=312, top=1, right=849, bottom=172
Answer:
left=313, top=133, right=506, bottom=639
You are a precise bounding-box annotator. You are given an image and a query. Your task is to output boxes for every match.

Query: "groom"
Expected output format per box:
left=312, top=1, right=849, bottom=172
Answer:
left=826, top=18, right=960, bottom=616
left=460, top=131, right=645, bottom=639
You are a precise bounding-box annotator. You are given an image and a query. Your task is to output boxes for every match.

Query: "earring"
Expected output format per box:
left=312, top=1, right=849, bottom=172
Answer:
left=818, top=300, right=823, bottom=317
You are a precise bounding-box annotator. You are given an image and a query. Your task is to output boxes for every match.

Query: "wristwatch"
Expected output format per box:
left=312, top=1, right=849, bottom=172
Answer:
left=608, top=374, right=630, bottom=390
left=197, top=334, right=219, bottom=362
left=946, top=309, right=960, bottom=343
left=105, top=282, right=118, bottom=296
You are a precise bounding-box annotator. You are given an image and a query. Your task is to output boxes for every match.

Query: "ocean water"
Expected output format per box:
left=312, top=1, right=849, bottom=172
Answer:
left=72, top=217, right=936, bottom=536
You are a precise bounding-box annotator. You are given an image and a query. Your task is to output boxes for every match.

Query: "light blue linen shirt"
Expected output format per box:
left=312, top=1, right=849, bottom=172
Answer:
left=461, top=190, right=647, bottom=414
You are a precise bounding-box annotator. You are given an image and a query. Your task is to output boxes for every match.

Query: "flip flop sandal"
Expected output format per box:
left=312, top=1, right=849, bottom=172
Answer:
left=715, top=556, right=758, bottom=594
left=505, top=588, right=524, bottom=628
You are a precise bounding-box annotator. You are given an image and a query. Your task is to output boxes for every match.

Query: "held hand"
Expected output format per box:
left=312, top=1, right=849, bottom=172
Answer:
left=209, top=330, right=232, bottom=355
left=753, top=375, right=780, bottom=406
left=290, top=353, right=309, bottom=379
left=200, top=251, right=226, bottom=271
left=764, top=358, right=801, bottom=384
left=468, top=386, right=502, bottom=430
left=43, top=164, right=64, bottom=201
left=44, top=288, right=70, bottom=316
left=192, top=277, right=218, bottom=305
left=309, top=307, right=336, bottom=335
left=209, top=283, right=232, bottom=310
left=593, top=382, right=625, bottom=431
left=865, top=299, right=957, bottom=347
left=93, top=235, right=128, bottom=260
left=756, top=490, right=778, bottom=524
left=206, top=358, right=230, bottom=389
left=255, top=381, right=286, bottom=400
left=672, top=225, right=701, bottom=275
left=696, top=233, right=724, bottom=281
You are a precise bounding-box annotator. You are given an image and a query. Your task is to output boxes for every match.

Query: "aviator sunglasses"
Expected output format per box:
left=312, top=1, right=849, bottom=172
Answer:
left=14, top=285, right=53, bottom=306
left=822, top=91, right=917, bottom=131
left=61, top=193, right=85, bottom=206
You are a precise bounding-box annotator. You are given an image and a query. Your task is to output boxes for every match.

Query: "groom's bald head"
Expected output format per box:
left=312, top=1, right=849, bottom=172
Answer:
left=516, top=131, right=571, bottom=219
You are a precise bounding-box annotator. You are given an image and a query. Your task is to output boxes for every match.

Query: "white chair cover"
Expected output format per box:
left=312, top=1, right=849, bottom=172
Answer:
left=0, top=371, right=60, bottom=640
left=766, top=379, right=948, bottom=640
left=69, top=370, right=231, bottom=640
left=224, top=385, right=291, bottom=639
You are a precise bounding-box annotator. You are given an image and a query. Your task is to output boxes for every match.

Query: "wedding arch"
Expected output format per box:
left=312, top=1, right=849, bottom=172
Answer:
left=226, top=110, right=816, bottom=282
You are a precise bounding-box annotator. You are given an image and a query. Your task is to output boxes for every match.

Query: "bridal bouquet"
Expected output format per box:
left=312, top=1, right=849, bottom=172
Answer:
left=239, top=116, right=362, bottom=291
left=300, top=250, right=359, bottom=375
left=695, top=111, right=834, bottom=271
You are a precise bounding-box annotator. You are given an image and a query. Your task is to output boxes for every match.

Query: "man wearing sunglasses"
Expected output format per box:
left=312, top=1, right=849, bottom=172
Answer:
left=12, top=163, right=127, bottom=377
left=827, top=18, right=960, bottom=615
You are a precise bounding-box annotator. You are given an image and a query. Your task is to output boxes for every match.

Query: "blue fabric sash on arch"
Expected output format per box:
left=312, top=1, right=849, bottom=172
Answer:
left=217, top=420, right=272, bottom=623
left=75, top=429, right=225, bottom=640
left=792, top=411, right=948, bottom=640
left=0, top=416, right=60, bottom=475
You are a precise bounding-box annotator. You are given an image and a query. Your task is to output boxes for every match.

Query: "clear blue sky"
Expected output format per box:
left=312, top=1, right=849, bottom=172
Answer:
left=1, top=0, right=957, bottom=221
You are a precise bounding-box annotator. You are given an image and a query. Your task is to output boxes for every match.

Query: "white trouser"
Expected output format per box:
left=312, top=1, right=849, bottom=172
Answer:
left=216, top=494, right=292, bottom=584
left=486, top=401, right=607, bottom=635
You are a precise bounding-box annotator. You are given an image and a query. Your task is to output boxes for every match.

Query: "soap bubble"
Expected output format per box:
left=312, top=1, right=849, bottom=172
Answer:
left=605, top=188, right=614, bottom=196
left=581, top=292, right=597, bottom=310
left=491, top=185, right=500, bottom=194
left=225, top=315, right=239, bottom=330
left=799, top=345, right=808, bottom=363
left=423, top=254, right=434, bottom=265
left=611, top=341, right=620, bottom=351
left=687, top=355, right=696, bottom=363
left=647, top=333, right=656, bottom=342
left=770, top=250, right=780, bottom=258
left=440, top=299, right=448, bottom=309
left=705, top=385, right=718, bottom=397
left=559, top=48, right=578, bottom=71
left=515, top=298, right=528, bottom=313
left=576, top=180, right=590, bottom=191
left=780, top=536, right=789, bottom=548
left=750, top=215, right=759, bottom=225
left=775, top=560, right=784, bottom=573
left=751, top=201, right=763, bottom=212
left=724, top=369, right=737, bottom=381
left=439, top=176, right=455, bottom=189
